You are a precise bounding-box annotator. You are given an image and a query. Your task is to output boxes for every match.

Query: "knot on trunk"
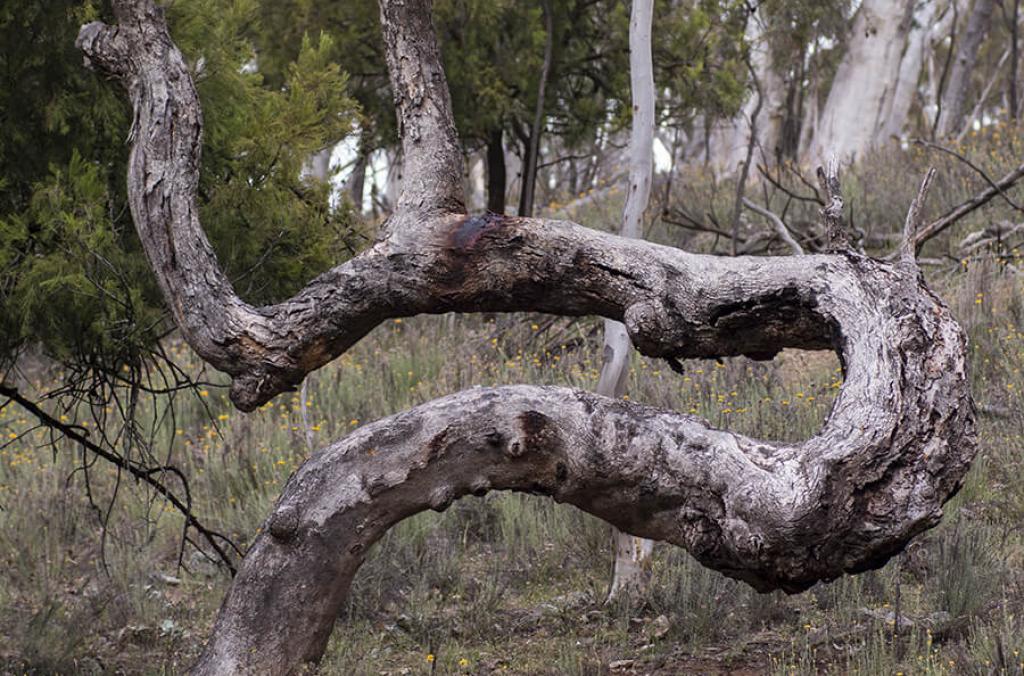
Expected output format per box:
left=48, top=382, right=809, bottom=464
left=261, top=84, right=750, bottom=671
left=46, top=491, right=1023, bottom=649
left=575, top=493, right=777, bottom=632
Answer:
left=267, top=506, right=299, bottom=542
left=76, top=22, right=134, bottom=80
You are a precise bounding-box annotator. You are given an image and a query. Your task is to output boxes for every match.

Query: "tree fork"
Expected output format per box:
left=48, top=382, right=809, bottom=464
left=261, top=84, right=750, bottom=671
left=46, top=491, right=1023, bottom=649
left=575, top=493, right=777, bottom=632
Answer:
left=76, top=2, right=977, bottom=674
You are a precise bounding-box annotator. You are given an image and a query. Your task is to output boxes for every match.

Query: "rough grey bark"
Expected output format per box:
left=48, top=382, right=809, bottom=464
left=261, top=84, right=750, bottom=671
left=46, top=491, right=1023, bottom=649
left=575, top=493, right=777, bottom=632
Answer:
left=936, top=0, right=997, bottom=137
left=190, top=238, right=976, bottom=673
left=605, top=0, right=656, bottom=600
left=78, top=2, right=978, bottom=675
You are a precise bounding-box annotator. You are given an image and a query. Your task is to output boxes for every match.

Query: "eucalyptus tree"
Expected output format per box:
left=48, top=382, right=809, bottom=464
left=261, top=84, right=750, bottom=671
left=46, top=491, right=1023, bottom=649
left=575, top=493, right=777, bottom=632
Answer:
left=936, top=0, right=998, bottom=138
left=75, top=1, right=979, bottom=674
left=600, top=0, right=657, bottom=599
left=808, top=0, right=919, bottom=162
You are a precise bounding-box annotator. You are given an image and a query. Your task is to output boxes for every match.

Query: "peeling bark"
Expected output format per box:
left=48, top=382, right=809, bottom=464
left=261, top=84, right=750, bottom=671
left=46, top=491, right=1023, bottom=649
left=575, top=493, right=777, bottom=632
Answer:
left=76, top=2, right=978, bottom=675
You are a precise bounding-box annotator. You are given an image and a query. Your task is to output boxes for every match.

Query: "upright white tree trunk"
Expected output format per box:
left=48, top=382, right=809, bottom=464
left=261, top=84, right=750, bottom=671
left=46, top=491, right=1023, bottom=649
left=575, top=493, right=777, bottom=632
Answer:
left=936, top=0, right=997, bottom=137
left=923, top=2, right=959, bottom=128
left=807, top=0, right=915, bottom=163
left=298, top=150, right=334, bottom=452
left=707, top=10, right=784, bottom=170
left=306, top=146, right=332, bottom=182
left=467, top=153, right=486, bottom=212
left=798, top=74, right=820, bottom=158
left=604, top=0, right=656, bottom=601
left=880, top=0, right=940, bottom=140
left=383, top=148, right=402, bottom=214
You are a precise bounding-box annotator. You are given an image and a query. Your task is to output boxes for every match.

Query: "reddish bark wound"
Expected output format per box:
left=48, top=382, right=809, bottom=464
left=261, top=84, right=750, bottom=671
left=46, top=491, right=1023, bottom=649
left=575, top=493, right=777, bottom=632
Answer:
left=449, top=212, right=511, bottom=251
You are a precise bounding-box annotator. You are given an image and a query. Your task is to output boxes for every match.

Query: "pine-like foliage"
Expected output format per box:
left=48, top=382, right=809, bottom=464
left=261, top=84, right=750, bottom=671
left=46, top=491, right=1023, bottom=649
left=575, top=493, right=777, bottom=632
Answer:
left=0, top=0, right=362, bottom=372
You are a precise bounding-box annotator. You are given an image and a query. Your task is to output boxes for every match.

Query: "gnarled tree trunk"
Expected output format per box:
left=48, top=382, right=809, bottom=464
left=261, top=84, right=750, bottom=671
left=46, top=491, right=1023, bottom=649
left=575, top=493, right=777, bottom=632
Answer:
left=76, top=1, right=977, bottom=675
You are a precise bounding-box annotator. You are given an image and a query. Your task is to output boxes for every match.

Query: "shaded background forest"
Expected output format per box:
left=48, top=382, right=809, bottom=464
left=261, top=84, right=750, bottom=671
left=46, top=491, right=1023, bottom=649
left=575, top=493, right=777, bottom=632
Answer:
left=3, top=0, right=1024, bottom=673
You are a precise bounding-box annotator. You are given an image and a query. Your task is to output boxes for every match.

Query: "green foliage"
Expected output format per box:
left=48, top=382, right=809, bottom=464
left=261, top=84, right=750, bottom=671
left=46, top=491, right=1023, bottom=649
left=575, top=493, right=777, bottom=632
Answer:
left=655, top=0, right=749, bottom=126
left=252, top=0, right=750, bottom=158
left=253, top=0, right=393, bottom=151
left=3, top=151, right=163, bottom=362
left=0, top=0, right=361, bottom=371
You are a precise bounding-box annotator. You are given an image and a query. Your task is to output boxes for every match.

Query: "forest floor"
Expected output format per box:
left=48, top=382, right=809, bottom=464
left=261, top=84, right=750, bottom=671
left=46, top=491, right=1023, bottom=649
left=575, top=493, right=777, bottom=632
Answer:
left=2, top=257, right=1024, bottom=675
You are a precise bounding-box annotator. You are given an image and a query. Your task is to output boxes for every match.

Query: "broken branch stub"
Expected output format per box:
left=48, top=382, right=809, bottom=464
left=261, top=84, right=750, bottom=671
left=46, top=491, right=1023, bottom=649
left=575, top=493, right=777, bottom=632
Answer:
left=76, top=2, right=977, bottom=675
left=901, top=168, right=938, bottom=264
left=817, top=157, right=848, bottom=252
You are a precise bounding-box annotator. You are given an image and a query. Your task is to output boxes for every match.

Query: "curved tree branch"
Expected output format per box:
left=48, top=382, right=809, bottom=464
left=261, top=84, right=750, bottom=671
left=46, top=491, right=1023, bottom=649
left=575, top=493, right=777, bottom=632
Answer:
left=741, top=198, right=805, bottom=255
left=193, top=243, right=975, bottom=671
left=76, top=0, right=842, bottom=413
left=76, top=2, right=978, bottom=675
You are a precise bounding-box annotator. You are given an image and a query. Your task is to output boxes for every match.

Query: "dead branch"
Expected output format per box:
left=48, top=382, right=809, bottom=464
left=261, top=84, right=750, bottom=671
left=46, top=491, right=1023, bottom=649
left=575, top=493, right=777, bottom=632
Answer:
left=816, top=157, right=848, bottom=251
left=906, top=142, right=1024, bottom=254
left=741, top=198, right=805, bottom=255
left=0, top=383, right=240, bottom=573
left=901, top=168, right=938, bottom=263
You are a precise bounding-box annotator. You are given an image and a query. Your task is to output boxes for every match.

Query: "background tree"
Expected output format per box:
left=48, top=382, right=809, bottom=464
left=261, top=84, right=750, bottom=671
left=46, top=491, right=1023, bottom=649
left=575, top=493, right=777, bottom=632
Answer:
left=936, top=0, right=998, bottom=138
left=601, top=0, right=657, bottom=600
left=0, top=0, right=361, bottom=564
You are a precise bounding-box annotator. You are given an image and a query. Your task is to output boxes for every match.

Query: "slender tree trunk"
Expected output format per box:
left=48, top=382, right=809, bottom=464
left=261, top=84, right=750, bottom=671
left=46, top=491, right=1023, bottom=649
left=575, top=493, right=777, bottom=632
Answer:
left=957, top=47, right=1011, bottom=142
left=383, top=149, right=402, bottom=215
left=808, top=0, right=915, bottom=162
left=344, top=143, right=368, bottom=212
left=307, top=146, right=332, bottom=183
left=798, top=63, right=820, bottom=157
left=1011, top=0, right=1020, bottom=121
left=936, top=0, right=996, bottom=137
left=729, top=55, right=763, bottom=257
left=708, top=9, right=784, bottom=170
left=605, top=0, right=656, bottom=601
left=486, top=127, right=507, bottom=214
left=518, top=0, right=553, bottom=217
left=881, top=0, right=938, bottom=140
left=780, top=63, right=802, bottom=162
